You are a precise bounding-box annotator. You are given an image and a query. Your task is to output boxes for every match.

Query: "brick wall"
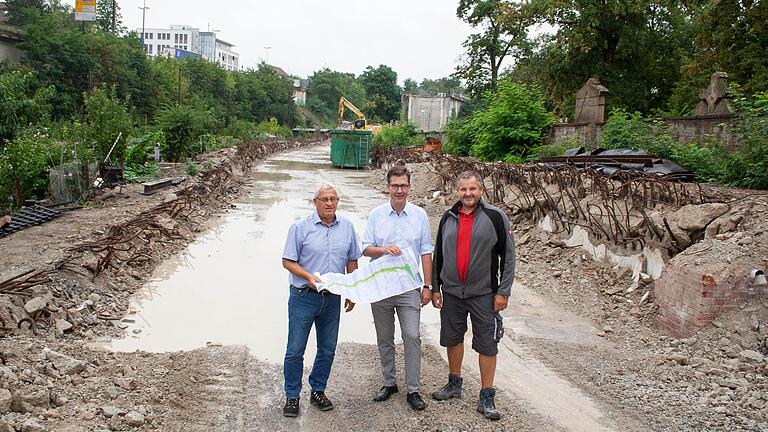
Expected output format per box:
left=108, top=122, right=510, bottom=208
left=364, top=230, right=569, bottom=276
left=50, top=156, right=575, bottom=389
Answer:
left=656, top=262, right=766, bottom=337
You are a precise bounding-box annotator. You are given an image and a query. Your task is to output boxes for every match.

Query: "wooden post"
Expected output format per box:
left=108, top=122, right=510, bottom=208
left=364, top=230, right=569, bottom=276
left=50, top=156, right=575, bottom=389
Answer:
left=13, top=177, right=22, bottom=208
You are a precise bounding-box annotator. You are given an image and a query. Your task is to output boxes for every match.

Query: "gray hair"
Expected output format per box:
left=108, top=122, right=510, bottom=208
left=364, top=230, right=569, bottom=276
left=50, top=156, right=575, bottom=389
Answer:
left=457, top=170, right=483, bottom=187
left=314, top=183, right=339, bottom=199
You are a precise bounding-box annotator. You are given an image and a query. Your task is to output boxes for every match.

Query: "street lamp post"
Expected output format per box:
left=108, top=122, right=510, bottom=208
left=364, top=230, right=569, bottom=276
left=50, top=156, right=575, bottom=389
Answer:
left=139, top=0, right=149, bottom=49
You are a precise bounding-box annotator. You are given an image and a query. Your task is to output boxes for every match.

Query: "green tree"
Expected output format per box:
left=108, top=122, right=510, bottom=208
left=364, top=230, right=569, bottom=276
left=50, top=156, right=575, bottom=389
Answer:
left=455, top=0, right=531, bottom=96
left=403, top=78, right=419, bottom=94
left=155, top=105, right=214, bottom=161
left=359, top=65, right=401, bottom=122
left=3, top=0, right=48, bottom=26
left=307, top=68, right=366, bottom=120
left=420, top=77, right=464, bottom=96
left=96, top=0, right=125, bottom=34
left=82, top=84, right=133, bottom=161
left=515, top=0, right=696, bottom=116
left=670, top=0, right=768, bottom=113
left=445, top=79, right=555, bottom=161
left=0, top=69, right=55, bottom=143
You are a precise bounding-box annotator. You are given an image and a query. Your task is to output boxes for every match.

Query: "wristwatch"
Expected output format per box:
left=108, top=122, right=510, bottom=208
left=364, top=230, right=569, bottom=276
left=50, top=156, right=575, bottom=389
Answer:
left=423, top=285, right=432, bottom=290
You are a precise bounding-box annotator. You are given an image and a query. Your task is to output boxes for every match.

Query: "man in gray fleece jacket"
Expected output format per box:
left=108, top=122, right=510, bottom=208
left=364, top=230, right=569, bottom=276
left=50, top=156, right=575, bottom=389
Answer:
left=430, top=170, right=515, bottom=421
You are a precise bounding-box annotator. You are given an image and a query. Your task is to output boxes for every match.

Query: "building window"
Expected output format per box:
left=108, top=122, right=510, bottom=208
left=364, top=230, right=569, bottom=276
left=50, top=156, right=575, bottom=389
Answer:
left=183, top=34, right=188, bottom=44
left=148, top=45, right=153, bottom=54
left=174, top=34, right=179, bottom=43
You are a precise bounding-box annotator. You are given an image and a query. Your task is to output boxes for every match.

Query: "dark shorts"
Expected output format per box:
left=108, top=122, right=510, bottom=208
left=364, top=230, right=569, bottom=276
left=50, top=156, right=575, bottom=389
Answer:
left=439, top=292, right=500, bottom=356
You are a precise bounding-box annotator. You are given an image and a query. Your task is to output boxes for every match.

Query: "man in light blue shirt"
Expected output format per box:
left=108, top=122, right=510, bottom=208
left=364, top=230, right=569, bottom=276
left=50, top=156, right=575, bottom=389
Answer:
left=362, top=165, right=433, bottom=411
left=281, top=183, right=360, bottom=418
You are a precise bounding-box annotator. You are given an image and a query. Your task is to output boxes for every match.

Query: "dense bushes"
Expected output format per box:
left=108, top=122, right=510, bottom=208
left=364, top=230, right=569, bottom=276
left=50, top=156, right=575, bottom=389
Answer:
left=374, top=122, right=422, bottom=147
left=444, top=80, right=555, bottom=162
left=599, top=97, right=768, bottom=189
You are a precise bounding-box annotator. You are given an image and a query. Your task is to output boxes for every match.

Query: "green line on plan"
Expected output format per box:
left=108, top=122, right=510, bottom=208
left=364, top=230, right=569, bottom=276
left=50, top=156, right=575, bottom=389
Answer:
left=326, top=263, right=416, bottom=289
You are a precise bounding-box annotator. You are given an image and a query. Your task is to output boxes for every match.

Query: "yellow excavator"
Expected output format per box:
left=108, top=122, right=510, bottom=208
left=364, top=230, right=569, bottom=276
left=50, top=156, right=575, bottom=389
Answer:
left=337, top=97, right=382, bottom=132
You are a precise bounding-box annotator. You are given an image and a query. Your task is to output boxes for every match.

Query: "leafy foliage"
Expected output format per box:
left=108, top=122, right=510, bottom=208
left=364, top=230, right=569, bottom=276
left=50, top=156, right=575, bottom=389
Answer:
left=256, top=117, right=291, bottom=137
left=307, top=68, right=366, bottom=120
left=455, top=0, right=531, bottom=96
left=670, top=0, right=768, bottom=113
left=600, top=102, right=768, bottom=189
left=359, top=65, right=401, bottom=122
left=155, top=105, right=214, bottom=162
left=125, top=131, right=165, bottom=165
left=509, top=0, right=697, bottom=116
left=0, top=128, right=58, bottom=207
left=445, top=80, right=555, bottom=161
left=374, top=122, right=422, bottom=148
left=0, top=69, right=54, bottom=142
left=82, top=85, right=133, bottom=161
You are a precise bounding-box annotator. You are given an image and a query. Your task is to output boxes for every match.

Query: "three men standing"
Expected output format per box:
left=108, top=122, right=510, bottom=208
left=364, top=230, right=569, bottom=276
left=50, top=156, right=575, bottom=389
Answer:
left=362, top=165, right=433, bottom=410
left=281, top=184, right=360, bottom=417
left=279, top=169, right=515, bottom=421
left=431, top=171, right=516, bottom=421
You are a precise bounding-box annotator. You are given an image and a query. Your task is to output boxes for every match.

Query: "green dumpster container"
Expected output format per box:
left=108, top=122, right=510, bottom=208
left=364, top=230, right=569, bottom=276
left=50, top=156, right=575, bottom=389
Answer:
left=330, top=129, right=372, bottom=168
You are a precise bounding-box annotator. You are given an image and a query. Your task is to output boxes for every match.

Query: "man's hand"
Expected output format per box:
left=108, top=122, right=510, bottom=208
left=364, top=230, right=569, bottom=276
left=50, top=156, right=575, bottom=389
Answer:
left=431, top=292, right=443, bottom=309
left=307, top=274, right=322, bottom=290
left=382, top=244, right=401, bottom=256
left=494, top=294, right=509, bottom=312
left=420, top=288, right=431, bottom=306
left=344, top=299, right=355, bottom=312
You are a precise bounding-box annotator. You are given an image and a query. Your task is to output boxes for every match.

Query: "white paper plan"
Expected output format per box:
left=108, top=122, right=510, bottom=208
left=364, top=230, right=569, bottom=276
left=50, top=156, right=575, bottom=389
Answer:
left=316, top=248, right=423, bottom=303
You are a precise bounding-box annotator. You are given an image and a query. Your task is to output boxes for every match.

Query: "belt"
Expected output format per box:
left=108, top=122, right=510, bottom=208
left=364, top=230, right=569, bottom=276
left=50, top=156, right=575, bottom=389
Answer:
left=290, top=284, right=332, bottom=296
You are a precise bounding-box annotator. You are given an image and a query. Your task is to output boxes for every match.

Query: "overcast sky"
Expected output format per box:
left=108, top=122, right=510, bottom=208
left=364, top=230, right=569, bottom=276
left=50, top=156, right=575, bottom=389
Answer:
left=63, top=0, right=474, bottom=84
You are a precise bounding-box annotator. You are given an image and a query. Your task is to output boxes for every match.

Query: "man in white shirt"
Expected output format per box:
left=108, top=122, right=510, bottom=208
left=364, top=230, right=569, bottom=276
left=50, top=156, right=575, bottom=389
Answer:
left=362, top=165, right=433, bottom=410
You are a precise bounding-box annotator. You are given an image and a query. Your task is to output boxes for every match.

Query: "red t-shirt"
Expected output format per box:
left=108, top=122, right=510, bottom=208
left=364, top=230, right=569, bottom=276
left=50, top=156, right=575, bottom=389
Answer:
left=456, top=211, right=474, bottom=283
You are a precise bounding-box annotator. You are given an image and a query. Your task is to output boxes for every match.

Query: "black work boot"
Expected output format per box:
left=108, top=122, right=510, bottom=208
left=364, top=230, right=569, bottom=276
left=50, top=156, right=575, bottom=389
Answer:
left=283, top=398, right=299, bottom=417
left=407, top=392, right=427, bottom=410
left=431, top=373, right=463, bottom=400
left=477, top=387, right=501, bottom=420
left=310, top=391, right=334, bottom=411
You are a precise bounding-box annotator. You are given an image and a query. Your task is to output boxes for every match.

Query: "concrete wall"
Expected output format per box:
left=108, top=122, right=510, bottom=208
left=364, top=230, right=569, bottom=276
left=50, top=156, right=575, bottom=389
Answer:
left=547, top=114, right=740, bottom=148
left=0, top=23, right=24, bottom=64
left=402, top=94, right=463, bottom=132
left=664, top=114, right=739, bottom=148
left=548, top=122, right=604, bottom=145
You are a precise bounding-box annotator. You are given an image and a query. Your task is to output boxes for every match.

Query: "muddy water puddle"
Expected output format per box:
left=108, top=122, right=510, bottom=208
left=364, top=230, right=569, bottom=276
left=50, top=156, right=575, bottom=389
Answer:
left=112, top=144, right=439, bottom=362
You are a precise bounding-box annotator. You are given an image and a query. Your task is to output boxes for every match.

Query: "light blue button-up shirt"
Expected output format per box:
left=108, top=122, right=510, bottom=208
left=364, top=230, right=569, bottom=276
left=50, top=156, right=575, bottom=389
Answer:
left=362, top=202, right=433, bottom=276
left=282, top=211, right=361, bottom=287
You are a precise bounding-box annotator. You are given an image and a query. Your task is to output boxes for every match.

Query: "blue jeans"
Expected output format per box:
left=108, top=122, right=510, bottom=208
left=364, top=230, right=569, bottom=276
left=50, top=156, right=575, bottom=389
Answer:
left=284, top=285, right=341, bottom=399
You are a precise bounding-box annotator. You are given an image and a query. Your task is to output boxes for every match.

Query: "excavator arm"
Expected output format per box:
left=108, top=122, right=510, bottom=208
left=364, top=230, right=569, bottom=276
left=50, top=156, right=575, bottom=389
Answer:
left=338, top=97, right=367, bottom=130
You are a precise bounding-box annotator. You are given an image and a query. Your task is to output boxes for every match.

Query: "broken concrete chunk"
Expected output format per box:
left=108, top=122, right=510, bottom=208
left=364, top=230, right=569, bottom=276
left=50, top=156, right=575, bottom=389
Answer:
left=11, top=387, right=51, bottom=412
left=738, top=350, right=765, bottom=364
left=101, top=404, right=126, bottom=418
left=675, top=203, right=729, bottom=232
left=44, top=349, right=85, bottom=375
left=124, top=410, right=145, bottom=427
left=55, top=319, right=73, bottom=333
left=21, top=418, right=45, bottom=432
left=113, top=377, right=135, bottom=391
left=0, top=419, right=13, bottom=432
left=0, top=388, right=11, bottom=413
left=24, top=297, right=47, bottom=315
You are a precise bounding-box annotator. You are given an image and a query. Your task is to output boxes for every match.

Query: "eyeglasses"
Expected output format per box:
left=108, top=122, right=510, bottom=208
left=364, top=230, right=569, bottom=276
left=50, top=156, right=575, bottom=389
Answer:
left=314, top=197, right=339, bottom=203
left=388, top=184, right=410, bottom=191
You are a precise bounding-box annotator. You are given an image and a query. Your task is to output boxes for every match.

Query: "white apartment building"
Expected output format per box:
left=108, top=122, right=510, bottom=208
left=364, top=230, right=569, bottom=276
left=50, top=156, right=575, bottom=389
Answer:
left=138, top=24, right=239, bottom=70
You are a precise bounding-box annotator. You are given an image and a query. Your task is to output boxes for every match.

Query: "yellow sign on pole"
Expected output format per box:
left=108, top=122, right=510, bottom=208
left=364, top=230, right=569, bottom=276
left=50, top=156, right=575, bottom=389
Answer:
left=75, top=0, right=97, bottom=21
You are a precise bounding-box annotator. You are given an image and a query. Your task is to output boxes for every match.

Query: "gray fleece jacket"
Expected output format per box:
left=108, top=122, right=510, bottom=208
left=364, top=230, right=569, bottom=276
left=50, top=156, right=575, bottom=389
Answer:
left=432, top=200, right=515, bottom=298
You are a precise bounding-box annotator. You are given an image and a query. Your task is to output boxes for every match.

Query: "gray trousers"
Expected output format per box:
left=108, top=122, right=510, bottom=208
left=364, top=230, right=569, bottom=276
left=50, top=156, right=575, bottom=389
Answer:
left=371, top=289, right=421, bottom=394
